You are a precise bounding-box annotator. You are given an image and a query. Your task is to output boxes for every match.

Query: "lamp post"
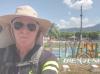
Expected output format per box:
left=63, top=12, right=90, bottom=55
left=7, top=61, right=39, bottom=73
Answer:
left=80, top=5, right=83, bottom=41
left=71, top=0, right=83, bottom=40
left=76, top=4, right=83, bottom=57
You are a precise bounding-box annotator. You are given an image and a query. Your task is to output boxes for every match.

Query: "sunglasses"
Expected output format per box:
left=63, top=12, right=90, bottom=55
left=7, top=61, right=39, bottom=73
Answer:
left=13, top=22, right=38, bottom=31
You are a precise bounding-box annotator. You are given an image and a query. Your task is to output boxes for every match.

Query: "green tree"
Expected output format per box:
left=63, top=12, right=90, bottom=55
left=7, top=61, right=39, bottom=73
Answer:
left=47, top=23, right=60, bottom=40
left=88, top=32, right=99, bottom=40
left=75, top=32, right=80, bottom=40
left=60, top=32, right=73, bottom=40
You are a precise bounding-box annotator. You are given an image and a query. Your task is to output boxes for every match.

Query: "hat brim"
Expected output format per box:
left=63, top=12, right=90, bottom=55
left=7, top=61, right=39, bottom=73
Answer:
left=0, top=14, right=52, bottom=35
left=0, top=14, right=52, bottom=48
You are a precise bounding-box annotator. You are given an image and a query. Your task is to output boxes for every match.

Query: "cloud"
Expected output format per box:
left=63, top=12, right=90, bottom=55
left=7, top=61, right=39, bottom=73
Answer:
left=57, top=17, right=98, bottom=29
left=57, top=20, right=67, bottom=29
left=63, top=0, right=93, bottom=10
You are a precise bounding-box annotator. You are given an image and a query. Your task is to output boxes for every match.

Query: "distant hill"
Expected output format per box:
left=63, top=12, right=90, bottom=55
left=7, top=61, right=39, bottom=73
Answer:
left=60, top=24, right=100, bottom=32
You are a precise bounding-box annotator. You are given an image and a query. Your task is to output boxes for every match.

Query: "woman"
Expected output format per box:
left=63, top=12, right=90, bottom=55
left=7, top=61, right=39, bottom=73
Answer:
left=0, top=5, right=59, bottom=74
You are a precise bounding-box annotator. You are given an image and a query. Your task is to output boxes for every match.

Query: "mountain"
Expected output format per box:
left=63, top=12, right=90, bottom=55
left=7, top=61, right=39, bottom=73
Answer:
left=60, top=24, right=100, bottom=32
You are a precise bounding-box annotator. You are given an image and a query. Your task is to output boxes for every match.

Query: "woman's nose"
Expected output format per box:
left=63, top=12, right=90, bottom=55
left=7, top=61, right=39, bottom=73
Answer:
left=21, top=27, right=29, bottom=34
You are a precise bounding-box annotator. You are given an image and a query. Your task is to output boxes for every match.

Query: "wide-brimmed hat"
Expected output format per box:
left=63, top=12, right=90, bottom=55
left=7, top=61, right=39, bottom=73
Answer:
left=0, top=5, right=52, bottom=48
left=0, top=5, right=52, bottom=35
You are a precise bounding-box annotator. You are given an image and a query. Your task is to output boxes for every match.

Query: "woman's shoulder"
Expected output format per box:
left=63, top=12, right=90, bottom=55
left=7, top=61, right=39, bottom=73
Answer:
left=38, top=50, right=59, bottom=74
left=0, top=44, right=17, bottom=63
left=39, top=50, right=57, bottom=64
left=0, top=44, right=16, bottom=53
left=0, top=44, right=17, bottom=56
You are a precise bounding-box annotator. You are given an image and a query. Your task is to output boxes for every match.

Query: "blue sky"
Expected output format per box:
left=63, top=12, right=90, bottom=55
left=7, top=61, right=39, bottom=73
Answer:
left=0, top=0, right=100, bottom=29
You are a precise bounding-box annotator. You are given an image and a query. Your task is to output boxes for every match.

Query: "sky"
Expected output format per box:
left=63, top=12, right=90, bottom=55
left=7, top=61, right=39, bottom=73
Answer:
left=0, top=0, right=100, bottom=29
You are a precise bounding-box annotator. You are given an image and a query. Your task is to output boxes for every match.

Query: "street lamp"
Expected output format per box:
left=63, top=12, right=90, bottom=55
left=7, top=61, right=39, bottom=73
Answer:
left=80, top=5, right=83, bottom=41
left=76, top=5, right=83, bottom=57
left=71, top=1, right=83, bottom=39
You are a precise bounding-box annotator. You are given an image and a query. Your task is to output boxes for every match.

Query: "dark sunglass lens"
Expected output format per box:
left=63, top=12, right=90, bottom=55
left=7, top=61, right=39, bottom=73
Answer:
left=27, top=24, right=36, bottom=31
left=14, top=22, right=23, bottom=30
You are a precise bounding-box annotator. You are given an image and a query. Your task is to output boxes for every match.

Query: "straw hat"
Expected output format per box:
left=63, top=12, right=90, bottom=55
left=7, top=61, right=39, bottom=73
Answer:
left=0, top=5, right=52, bottom=35
left=0, top=5, right=52, bottom=48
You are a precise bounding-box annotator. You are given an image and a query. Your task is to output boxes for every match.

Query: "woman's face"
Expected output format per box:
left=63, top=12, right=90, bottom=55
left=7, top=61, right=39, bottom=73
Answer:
left=11, top=16, right=39, bottom=48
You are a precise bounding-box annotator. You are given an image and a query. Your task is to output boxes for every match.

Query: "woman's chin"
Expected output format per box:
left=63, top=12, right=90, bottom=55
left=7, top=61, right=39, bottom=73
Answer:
left=18, top=41, right=29, bottom=47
